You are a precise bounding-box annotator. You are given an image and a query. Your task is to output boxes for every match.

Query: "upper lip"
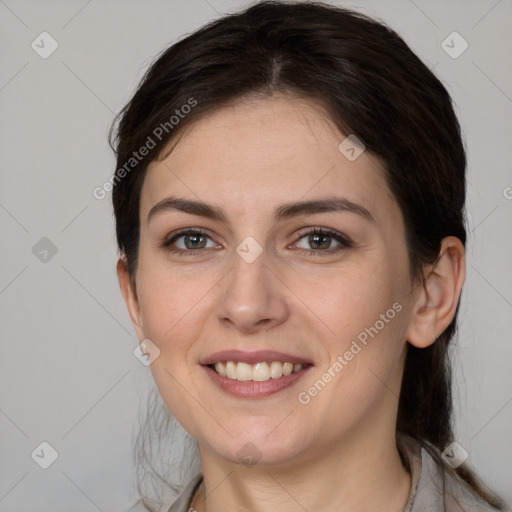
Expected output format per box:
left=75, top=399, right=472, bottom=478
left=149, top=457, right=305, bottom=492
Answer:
left=200, top=350, right=313, bottom=366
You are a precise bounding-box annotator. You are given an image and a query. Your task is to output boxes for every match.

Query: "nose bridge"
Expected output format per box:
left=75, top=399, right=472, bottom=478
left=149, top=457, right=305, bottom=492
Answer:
left=217, top=244, right=288, bottom=331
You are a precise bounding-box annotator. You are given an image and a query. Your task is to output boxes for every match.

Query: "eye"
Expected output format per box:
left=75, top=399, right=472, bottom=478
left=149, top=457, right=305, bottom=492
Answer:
left=161, top=227, right=352, bottom=258
left=162, top=228, right=220, bottom=255
left=293, top=227, right=353, bottom=256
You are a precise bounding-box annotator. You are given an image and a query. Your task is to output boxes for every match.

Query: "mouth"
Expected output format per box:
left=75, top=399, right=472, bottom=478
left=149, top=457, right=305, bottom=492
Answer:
left=200, top=350, right=314, bottom=399
left=206, top=360, right=312, bottom=381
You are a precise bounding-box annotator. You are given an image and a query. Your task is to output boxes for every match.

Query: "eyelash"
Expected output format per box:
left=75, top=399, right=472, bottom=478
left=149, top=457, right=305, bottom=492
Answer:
left=161, top=227, right=353, bottom=258
left=294, top=227, right=353, bottom=257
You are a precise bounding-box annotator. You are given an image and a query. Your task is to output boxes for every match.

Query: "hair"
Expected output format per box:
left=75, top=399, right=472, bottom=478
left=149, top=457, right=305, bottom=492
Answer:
left=109, top=1, right=507, bottom=510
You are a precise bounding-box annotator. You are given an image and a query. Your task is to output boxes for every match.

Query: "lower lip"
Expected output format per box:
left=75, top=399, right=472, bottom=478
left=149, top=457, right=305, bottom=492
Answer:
left=202, top=365, right=312, bottom=399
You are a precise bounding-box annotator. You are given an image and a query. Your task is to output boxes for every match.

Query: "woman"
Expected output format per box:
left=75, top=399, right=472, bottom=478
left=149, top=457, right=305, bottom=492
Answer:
left=110, top=1, right=508, bottom=511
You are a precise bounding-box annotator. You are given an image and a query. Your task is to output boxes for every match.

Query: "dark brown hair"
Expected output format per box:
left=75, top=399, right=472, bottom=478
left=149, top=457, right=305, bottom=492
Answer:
left=109, top=1, right=506, bottom=509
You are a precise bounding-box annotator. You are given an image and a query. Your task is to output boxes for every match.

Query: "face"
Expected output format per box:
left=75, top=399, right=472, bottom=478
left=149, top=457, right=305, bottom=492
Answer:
left=122, top=95, right=421, bottom=468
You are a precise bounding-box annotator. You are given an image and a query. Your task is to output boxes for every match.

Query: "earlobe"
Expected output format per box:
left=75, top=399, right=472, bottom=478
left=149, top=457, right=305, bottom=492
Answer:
left=406, top=236, right=466, bottom=349
left=116, top=256, right=145, bottom=340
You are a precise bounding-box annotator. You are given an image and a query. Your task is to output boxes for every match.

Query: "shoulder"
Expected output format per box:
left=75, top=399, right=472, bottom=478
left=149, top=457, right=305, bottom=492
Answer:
left=397, top=433, right=504, bottom=512
left=442, top=468, right=504, bottom=512
left=131, top=441, right=506, bottom=512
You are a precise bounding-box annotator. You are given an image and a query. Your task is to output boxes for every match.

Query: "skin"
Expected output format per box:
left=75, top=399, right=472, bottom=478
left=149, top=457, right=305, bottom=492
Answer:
left=117, top=94, right=465, bottom=512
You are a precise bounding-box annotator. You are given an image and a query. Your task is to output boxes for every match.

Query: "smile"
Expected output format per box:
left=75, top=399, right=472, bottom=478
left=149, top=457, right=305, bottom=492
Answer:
left=210, top=361, right=308, bottom=381
left=202, top=362, right=313, bottom=399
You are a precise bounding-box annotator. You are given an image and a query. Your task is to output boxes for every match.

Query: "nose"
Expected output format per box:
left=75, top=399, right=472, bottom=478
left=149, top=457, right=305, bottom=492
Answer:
left=216, top=250, right=289, bottom=334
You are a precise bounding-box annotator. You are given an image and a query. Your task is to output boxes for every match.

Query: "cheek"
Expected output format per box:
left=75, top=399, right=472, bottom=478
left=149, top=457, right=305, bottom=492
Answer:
left=301, top=260, right=407, bottom=394
left=136, top=267, right=212, bottom=432
left=136, top=252, right=213, bottom=343
left=305, top=260, right=401, bottom=340
left=299, top=293, right=407, bottom=432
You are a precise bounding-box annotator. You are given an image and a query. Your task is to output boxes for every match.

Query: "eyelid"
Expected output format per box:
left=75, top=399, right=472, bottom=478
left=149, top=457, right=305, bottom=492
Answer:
left=291, top=226, right=353, bottom=248
left=161, top=226, right=353, bottom=255
left=163, top=227, right=219, bottom=247
left=163, top=226, right=205, bottom=243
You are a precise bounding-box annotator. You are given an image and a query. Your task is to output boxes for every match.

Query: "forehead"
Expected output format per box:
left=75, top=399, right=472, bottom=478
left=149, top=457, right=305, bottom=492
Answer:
left=140, top=95, right=394, bottom=223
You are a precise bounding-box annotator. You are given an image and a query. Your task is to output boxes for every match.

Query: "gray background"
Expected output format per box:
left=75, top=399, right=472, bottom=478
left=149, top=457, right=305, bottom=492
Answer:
left=1, top=0, right=511, bottom=510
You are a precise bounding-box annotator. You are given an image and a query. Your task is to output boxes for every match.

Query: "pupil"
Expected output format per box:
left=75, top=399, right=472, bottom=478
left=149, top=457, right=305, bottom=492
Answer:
left=186, top=234, right=206, bottom=249
left=310, top=234, right=330, bottom=250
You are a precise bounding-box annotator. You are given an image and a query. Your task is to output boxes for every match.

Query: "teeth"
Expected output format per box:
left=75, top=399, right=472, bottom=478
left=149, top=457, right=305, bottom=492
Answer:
left=225, top=361, right=236, bottom=379
left=236, top=362, right=253, bottom=381
left=253, top=362, right=270, bottom=381
left=270, top=361, right=283, bottom=379
left=213, top=361, right=305, bottom=381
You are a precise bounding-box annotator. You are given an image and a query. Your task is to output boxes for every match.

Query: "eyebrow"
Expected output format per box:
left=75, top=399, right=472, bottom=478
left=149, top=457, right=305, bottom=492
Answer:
left=147, top=196, right=375, bottom=225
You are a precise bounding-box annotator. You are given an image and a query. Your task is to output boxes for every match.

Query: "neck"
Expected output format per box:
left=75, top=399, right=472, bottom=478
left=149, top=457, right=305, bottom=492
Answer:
left=191, top=426, right=411, bottom=512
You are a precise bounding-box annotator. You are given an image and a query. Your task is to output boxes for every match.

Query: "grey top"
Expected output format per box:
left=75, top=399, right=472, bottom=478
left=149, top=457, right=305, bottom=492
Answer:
left=163, top=435, right=501, bottom=512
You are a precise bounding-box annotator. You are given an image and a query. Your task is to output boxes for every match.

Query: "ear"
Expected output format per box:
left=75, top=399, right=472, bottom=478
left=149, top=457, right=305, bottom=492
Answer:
left=116, top=256, right=145, bottom=341
left=406, top=236, right=466, bottom=349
